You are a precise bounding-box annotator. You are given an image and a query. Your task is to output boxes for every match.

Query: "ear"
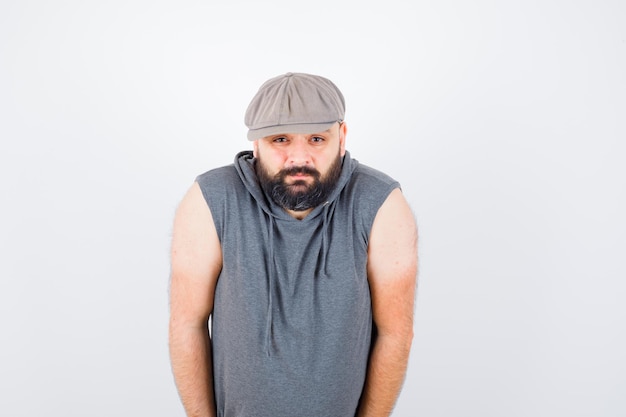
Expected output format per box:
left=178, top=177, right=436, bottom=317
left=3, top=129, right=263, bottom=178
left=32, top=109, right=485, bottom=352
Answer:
left=253, top=140, right=259, bottom=158
left=339, top=122, right=347, bottom=157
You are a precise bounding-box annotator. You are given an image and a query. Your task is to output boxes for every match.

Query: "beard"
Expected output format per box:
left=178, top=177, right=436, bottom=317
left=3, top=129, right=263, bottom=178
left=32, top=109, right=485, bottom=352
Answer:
left=256, top=153, right=343, bottom=211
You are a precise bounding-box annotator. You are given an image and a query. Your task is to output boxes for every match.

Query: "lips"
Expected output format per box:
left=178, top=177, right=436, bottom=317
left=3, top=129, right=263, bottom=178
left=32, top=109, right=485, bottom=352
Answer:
left=289, top=172, right=311, bottom=179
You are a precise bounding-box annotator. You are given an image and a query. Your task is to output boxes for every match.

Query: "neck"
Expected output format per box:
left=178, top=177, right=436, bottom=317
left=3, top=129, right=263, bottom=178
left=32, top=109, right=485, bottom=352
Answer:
left=285, top=207, right=313, bottom=220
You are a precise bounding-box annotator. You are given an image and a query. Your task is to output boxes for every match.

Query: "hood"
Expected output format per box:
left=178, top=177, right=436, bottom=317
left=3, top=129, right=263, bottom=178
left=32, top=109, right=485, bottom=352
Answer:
left=233, top=150, right=358, bottom=221
left=232, top=150, right=358, bottom=355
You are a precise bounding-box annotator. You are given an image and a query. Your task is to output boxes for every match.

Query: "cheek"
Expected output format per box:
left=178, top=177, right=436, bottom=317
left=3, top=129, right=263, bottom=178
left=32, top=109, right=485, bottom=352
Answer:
left=264, top=152, right=285, bottom=168
left=321, top=148, right=340, bottom=167
left=257, top=149, right=286, bottom=174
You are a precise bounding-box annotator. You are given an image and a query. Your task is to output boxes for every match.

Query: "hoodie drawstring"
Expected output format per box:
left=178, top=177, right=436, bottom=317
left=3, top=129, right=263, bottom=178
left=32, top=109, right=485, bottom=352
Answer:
left=265, top=215, right=275, bottom=356
left=315, top=201, right=335, bottom=278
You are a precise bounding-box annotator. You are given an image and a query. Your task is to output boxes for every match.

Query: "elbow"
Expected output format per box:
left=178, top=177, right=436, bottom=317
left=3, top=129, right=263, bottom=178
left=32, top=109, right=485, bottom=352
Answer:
left=399, top=320, right=414, bottom=356
left=400, top=327, right=414, bottom=356
left=376, top=324, right=414, bottom=358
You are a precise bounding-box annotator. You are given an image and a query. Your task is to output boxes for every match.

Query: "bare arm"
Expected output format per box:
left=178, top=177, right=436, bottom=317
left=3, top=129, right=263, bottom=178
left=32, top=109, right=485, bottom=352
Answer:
left=169, top=182, right=222, bottom=417
left=357, top=188, right=418, bottom=417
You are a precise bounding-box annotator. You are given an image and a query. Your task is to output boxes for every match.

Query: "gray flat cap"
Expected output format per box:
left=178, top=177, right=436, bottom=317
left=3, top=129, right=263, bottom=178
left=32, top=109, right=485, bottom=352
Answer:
left=244, top=72, right=345, bottom=141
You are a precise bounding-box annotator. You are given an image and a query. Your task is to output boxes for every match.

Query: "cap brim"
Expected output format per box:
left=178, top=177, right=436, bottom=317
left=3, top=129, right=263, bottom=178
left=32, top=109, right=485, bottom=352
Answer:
left=247, top=122, right=338, bottom=141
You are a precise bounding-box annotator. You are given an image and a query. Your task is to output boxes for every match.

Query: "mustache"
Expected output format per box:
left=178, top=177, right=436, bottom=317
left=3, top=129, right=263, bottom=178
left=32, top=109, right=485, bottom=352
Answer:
left=278, top=166, right=320, bottom=178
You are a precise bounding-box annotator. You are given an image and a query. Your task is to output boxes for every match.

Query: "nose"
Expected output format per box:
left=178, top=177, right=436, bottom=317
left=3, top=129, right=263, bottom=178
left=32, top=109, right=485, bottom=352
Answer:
left=286, top=138, right=311, bottom=166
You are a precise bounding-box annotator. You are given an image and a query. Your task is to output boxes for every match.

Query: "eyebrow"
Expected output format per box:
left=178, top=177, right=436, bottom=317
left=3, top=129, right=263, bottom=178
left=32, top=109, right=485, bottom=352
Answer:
left=268, top=129, right=333, bottom=139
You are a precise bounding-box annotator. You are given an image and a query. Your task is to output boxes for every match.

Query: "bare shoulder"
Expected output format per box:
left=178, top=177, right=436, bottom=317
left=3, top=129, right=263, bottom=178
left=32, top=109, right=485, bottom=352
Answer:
left=368, top=188, right=418, bottom=279
left=171, top=182, right=220, bottom=269
left=367, top=188, right=418, bottom=333
left=170, top=181, right=222, bottom=322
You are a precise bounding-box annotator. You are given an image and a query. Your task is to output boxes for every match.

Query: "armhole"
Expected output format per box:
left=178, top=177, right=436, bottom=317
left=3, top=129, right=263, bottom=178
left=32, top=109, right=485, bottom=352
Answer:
left=363, top=183, right=401, bottom=243
left=195, top=174, right=223, bottom=242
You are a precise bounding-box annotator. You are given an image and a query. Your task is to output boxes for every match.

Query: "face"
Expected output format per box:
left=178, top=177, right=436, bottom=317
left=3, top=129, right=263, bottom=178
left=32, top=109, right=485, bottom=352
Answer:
left=254, top=122, right=347, bottom=212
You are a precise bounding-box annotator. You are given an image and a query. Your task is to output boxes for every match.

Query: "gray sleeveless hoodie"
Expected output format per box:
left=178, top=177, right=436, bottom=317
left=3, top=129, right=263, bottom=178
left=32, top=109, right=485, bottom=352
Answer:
left=196, top=150, right=399, bottom=417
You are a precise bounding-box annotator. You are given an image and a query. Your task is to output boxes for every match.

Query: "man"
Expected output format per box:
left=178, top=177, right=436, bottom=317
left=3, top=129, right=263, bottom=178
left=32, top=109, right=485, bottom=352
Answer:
left=169, top=72, right=417, bottom=417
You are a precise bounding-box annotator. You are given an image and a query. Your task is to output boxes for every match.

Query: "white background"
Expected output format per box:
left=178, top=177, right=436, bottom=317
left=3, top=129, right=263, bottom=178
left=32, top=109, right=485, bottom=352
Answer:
left=1, top=1, right=624, bottom=416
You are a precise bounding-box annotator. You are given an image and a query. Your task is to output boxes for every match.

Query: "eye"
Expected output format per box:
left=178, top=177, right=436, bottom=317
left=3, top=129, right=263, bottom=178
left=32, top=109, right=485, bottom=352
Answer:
left=272, top=136, right=288, bottom=143
left=310, top=136, right=325, bottom=143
